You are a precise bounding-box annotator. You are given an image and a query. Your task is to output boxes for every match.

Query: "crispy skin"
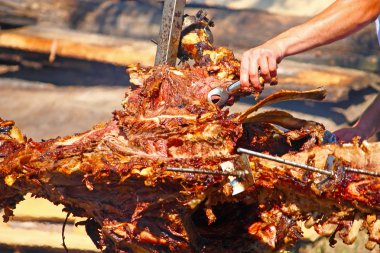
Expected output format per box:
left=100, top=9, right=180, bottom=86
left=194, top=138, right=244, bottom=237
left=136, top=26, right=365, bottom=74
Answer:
left=0, top=64, right=379, bottom=252
left=237, top=88, right=327, bottom=122
left=0, top=65, right=245, bottom=252
left=245, top=142, right=380, bottom=250
left=0, top=12, right=379, bottom=251
left=244, top=110, right=321, bottom=130
left=116, top=65, right=242, bottom=159
left=178, top=11, right=241, bottom=89
left=239, top=110, right=326, bottom=155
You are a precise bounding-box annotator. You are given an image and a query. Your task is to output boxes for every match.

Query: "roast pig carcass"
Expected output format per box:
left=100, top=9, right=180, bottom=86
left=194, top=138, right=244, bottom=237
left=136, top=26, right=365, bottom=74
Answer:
left=0, top=60, right=379, bottom=253
left=1, top=10, right=379, bottom=252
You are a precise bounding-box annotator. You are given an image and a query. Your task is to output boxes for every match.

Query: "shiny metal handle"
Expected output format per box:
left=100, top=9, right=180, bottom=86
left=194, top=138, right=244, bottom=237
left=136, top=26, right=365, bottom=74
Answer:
left=227, top=80, right=241, bottom=94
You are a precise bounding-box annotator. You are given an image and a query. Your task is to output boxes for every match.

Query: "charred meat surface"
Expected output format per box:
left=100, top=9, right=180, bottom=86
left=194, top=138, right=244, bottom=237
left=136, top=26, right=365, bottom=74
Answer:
left=0, top=10, right=379, bottom=253
left=0, top=63, right=379, bottom=252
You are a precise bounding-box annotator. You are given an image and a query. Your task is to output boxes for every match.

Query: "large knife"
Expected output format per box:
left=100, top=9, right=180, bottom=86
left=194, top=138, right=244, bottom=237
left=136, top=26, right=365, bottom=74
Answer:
left=154, top=0, right=186, bottom=66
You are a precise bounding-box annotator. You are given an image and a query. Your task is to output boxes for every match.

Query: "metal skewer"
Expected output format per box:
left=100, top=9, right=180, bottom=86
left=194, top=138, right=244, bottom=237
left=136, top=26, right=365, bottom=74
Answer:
left=344, top=166, right=380, bottom=177
left=237, top=148, right=332, bottom=176
left=237, top=147, right=380, bottom=177
left=167, top=148, right=379, bottom=178
left=166, top=167, right=248, bottom=178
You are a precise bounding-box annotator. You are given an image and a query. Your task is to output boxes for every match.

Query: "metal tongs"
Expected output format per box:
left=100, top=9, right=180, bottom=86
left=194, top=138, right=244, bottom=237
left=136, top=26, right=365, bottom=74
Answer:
left=207, top=80, right=241, bottom=107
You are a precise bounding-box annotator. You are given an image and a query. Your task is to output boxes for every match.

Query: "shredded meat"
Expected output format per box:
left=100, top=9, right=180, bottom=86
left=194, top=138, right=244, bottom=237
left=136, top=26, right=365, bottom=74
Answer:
left=0, top=10, right=379, bottom=253
left=0, top=64, right=379, bottom=252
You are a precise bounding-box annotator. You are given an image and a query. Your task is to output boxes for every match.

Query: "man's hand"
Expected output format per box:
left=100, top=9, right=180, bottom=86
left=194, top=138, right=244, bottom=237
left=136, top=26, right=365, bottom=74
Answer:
left=240, top=0, right=380, bottom=93
left=240, top=42, right=284, bottom=92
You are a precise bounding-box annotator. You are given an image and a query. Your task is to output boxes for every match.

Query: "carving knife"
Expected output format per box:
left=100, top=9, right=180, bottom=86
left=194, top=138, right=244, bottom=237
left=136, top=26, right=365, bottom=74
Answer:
left=154, top=0, right=186, bottom=66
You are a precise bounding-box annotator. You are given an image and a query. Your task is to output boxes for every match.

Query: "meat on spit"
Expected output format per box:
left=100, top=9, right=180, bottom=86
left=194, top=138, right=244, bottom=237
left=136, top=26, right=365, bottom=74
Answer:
left=0, top=11, right=379, bottom=253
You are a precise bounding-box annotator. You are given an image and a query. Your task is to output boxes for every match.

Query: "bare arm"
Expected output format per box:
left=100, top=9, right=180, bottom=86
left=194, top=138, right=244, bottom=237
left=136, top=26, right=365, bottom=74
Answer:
left=334, top=94, right=380, bottom=142
left=240, top=0, right=380, bottom=91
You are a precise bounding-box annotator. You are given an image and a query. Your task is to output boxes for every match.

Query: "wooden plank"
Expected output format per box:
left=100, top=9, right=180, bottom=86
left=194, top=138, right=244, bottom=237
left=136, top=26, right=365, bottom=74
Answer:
left=0, top=26, right=156, bottom=66
left=0, top=0, right=334, bottom=23
left=1, top=2, right=377, bottom=73
left=0, top=220, right=98, bottom=251
left=0, top=195, right=97, bottom=251
left=11, top=194, right=69, bottom=220
left=0, top=195, right=94, bottom=251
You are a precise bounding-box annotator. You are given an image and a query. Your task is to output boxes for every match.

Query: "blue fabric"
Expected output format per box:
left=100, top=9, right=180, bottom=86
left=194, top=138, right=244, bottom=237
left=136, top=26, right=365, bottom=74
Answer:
left=376, top=17, right=380, bottom=45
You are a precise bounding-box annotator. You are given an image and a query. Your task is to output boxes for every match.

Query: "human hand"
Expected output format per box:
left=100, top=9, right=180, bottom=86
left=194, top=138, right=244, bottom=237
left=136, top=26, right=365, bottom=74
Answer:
left=333, top=126, right=369, bottom=143
left=240, top=42, right=284, bottom=92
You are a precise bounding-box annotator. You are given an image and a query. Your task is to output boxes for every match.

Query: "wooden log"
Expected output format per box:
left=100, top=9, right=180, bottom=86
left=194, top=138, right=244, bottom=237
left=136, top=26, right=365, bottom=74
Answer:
left=0, top=194, right=97, bottom=251
left=0, top=220, right=97, bottom=251
left=0, top=26, right=156, bottom=66
left=0, top=1, right=377, bottom=72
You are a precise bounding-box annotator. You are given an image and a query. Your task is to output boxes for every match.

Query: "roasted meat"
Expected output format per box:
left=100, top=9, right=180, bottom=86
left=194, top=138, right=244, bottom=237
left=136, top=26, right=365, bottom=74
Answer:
left=178, top=10, right=276, bottom=94
left=0, top=10, right=379, bottom=253
left=0, top=61, right=379, bottom=252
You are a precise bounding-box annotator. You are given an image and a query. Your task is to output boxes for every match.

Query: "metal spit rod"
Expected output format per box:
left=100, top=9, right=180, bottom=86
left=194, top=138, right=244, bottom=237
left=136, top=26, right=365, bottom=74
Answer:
left=166, top=167, right=248, bottom=178
left=154, top=0, right=186, bottom=66
left=343, top=166, right=380, bottom=177
left=166, top=148, right=379, bottom=178
left=237, top=148, right=332, bottom=176
left=237, top=147, right=380, bottom=177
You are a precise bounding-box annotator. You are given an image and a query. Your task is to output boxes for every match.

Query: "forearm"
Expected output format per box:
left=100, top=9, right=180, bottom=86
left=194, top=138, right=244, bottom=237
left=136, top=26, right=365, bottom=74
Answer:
left=269, top=0, right=380, bottom=57
left=239, top=0, right=380, bottom=91
left=354, top=94, right=380, bottom=138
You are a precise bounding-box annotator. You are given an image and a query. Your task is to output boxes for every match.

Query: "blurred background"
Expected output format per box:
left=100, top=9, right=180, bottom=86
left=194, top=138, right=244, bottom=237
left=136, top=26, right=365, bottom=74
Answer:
left=0, top=0, right=379, bottom=252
